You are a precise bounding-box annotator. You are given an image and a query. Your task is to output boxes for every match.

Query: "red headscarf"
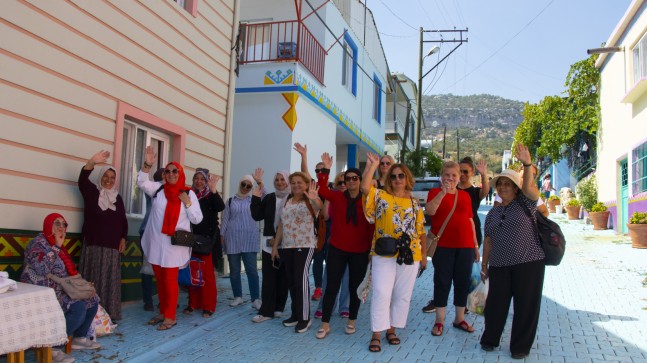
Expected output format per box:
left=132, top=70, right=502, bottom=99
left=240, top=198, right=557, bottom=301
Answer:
left=42, top=213, right=78, bottom=276
left=161, top=162, right=191, bottom=236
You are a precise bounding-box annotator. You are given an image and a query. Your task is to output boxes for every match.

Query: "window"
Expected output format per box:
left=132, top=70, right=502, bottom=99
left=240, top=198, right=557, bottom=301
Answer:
left=372, top=75, right=382, bottom=123
left=632, top=34, right=647, bottom=85
left=174, top=0, right=198, bottom=17
left=341, top=33, right=357, bottom=95
left=632, top=140, right=647, bottom=194
left=120, top=120, right=171, bottom=216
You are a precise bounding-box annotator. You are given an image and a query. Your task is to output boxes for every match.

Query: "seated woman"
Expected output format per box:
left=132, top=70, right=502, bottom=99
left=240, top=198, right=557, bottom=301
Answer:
left=21, top=213, right=101, bottom=363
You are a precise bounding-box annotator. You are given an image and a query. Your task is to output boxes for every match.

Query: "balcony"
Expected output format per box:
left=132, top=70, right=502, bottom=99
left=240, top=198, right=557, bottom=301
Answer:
left=239, top=21, right=326, bottom=85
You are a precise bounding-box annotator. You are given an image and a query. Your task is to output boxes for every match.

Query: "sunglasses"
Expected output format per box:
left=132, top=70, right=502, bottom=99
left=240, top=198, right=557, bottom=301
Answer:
left=314, top=168, right=323, bottom=174
left=54, top=221, right=68, bottom=229
left=240, top=183, right=253, bottom=190
left=336, top=181, right=345, bottom=186
left=390, top=173, right=406, bottom=181
left=460, top=170, right=470, bottom=175
left=380, top=161, right=391, bottom=166
left=164, top=169, right=179, bottom=175
left=345, top=175, right=359, bottom=182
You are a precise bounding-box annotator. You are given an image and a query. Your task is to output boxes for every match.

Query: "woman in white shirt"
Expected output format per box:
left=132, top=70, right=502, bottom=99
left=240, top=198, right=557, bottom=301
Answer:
left=138, top=146, right=203, bottom=331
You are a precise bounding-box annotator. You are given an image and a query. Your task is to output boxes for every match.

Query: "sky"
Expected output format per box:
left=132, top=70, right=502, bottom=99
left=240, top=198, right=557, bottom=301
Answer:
left=368, top=0, right=632, bottom=103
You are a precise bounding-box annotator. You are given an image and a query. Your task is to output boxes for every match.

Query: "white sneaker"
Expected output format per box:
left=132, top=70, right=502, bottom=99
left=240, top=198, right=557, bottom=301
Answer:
left=273, top=311, right=283, bottom=318
left=52, top=349, right=76, bottom=363
left=252, top=314, right=272, bottom=323
left=71, top=337, right=101, bottom=350
left=251, top=299, right=262, bottom=310
left=229, top=297, right=244, bottom=307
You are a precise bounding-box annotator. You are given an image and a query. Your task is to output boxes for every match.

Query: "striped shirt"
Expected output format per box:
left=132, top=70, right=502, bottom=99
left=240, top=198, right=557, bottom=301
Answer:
left=220, top=195, right=260, bottom=254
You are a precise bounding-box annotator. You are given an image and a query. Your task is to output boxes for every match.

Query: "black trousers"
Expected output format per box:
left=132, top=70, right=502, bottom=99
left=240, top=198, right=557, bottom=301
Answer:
left=281, top=247, right=315, bottom=322
left=321, top=245, right=369, bottom=323
left=258, top=250, right=289, bottom=318
left=480, top=259, right=545, bottom=355
left=432, top=247, right=474, bottom=307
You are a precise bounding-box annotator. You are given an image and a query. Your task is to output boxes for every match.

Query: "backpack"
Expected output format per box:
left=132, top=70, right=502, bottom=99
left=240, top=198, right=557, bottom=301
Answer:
left=285, top=195, right=326, bottom=252
left=519, top=198, right=566, bottom=266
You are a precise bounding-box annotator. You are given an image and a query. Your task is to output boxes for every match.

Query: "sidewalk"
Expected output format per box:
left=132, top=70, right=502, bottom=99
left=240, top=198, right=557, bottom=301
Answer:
left=33, top=210, right=647, bottom=362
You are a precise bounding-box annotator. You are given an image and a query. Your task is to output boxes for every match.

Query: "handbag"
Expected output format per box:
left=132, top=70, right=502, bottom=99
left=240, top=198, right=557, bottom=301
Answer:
left=47, top=273, right=96, bottom=300
left=356, top=260, right=372, bottom=303
left=178, top=257, right=205, bottom=287
left=518, top=197, right=566, bottom=266
left=192, top=234, right=216, bottom=255
left=374, top=237, right=398, bottom=257
left=425, top=191, right=458, bottom=258
left=171, top=230, right=196, bottom=248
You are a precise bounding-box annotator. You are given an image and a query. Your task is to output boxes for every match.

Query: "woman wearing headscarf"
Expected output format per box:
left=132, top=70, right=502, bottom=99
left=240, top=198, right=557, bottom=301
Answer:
left=138, top=146, right=203, bottom=330
left=220, top=173, right=261, bottom=309
left=77, top=150, right=128, bottom=321
left=183, top=168, right=225, bottom=318
left=22, top=213, right=101, bottom=363
left=250, top=169, right=291, bottom=323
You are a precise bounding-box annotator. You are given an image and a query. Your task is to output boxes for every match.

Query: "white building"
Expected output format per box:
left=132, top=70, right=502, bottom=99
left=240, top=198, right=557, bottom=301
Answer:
left=228, top=0, right=389, bottom=185
left=596, top=0, right=647, bottom=232
left=385, top=73, right=418, bottom=162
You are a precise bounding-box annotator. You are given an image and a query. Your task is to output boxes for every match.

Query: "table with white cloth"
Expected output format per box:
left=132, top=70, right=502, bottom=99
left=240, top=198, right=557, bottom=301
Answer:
left=0, top=282, right=67, bottom=362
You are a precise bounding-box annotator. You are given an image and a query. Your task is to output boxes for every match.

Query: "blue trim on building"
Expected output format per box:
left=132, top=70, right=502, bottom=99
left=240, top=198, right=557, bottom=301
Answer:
left=347, top=145, right=357, bottom=168
left=343, top=32, right=358, bottom=96
left=235, top=86, right=299, bottom=93
left=373, top=74, right=382, bottom=124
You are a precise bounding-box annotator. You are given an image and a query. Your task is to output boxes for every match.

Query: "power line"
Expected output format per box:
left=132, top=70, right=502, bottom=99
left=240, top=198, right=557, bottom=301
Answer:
left=375, top=0, right=418, bottom=31
left=439, top=0, right=555, bottom=93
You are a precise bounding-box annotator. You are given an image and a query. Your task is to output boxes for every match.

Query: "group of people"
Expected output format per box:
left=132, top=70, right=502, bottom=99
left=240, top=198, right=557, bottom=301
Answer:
left=19, top=141, right=548, bottom=361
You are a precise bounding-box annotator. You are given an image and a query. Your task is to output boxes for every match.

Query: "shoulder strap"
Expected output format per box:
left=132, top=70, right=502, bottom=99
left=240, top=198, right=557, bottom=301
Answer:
left=153, top=185, right=165, bottom=198
left=228, top=197, right=232, bottom=208
left=436, top=191, right=458, bottom=239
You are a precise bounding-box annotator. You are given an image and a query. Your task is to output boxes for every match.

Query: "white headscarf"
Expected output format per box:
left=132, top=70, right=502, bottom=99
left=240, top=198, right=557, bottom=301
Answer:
left=236, top=175, right=255, bottom=199
left=90, top=165, right=119, bottom=211
left=274, top=170, right=291, bottom=199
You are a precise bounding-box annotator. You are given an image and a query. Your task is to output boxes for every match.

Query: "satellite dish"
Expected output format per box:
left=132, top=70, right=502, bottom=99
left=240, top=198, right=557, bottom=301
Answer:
left=432, top=121, right=439, bottom=127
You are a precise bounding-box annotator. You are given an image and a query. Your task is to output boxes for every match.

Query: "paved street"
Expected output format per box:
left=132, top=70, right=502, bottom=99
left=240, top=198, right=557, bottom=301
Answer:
left=25, top=207, right=647, bottom=362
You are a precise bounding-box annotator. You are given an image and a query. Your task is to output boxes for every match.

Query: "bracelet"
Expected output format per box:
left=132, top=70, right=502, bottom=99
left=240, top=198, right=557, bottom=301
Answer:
left=184, top=202, right=192, bottom=208
left=143, top=162, right=152, bottom=168
left=523, top=163, right=532, bottom=167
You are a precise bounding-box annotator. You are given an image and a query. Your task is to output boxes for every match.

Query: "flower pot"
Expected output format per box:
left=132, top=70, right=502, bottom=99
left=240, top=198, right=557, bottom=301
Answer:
left=589, top=211, right=610, bottom=230
left=547, top=199, right=560, bottom=213
left=627, top=223, right=647, bottom=249
left=565, top=205, right=581, bottom=220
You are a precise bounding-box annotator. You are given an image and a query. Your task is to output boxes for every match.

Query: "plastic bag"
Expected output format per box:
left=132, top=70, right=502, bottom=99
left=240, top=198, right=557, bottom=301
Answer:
left=357, top=261, right=372, bottom=303
left=468, top=263, right=481, bottom=294
left=467, top=279, right=488, bottom=315
left=87, top=304, right=118, bottom=340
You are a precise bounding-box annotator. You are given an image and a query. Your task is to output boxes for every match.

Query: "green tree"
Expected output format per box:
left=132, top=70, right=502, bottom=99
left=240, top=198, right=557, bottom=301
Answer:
left=405, top=149, right=443, bottom=177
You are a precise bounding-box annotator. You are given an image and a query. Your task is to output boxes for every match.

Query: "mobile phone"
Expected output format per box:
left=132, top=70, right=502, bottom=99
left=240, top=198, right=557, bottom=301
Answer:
left=272, top=257, right=281, bottom=270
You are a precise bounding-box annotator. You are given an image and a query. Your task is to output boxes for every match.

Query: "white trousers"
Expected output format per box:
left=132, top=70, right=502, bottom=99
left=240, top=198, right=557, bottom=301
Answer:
left=370, top=255, right=419, bottom=332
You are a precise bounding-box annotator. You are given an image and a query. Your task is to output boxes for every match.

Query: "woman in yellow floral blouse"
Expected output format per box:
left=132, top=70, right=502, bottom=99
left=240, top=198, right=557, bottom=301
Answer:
left=360, top=152, right=426, bottom=353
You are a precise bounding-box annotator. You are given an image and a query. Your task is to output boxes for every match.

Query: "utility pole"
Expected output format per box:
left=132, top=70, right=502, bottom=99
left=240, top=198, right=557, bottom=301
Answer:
left=456, top=128, right=460, bottom=161
left=442, top=124, right=447, bottom=158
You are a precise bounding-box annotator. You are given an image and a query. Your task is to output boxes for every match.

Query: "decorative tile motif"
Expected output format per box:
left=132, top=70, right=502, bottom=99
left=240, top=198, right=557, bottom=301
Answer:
left=282, top=92, right=299, bottom=130
left=265, top=69, right=294, bottom=85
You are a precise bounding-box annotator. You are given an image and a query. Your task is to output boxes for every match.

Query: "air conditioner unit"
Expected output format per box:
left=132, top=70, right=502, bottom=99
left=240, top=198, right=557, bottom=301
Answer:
left=278, top=42, right=297, bottom=59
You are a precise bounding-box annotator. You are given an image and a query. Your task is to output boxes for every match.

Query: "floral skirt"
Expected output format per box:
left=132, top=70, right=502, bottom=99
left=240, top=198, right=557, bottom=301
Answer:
left=79, top=244, right=122, bottom=320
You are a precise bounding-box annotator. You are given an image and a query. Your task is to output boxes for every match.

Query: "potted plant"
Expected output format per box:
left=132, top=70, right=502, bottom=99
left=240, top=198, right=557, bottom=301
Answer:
left=576, top=174, right=598, bottom=214
left=589, top=202, right=610, bottom=230
left=565, top=199, right=582, bottom=220
left=547, top=195, right=561, bottom=213
left=627, top=211, right=647, bottom=249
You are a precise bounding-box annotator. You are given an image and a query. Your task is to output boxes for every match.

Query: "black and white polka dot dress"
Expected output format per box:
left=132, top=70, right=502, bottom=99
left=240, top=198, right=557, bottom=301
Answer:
left=484, top=194, right=545, bottom=267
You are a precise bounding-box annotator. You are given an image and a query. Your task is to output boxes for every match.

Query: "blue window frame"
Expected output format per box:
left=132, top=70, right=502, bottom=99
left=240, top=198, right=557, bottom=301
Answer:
left=341, top=32, right=357, bottom=96
left=632, top=140, right=647, bottom=194
left=372, top=74, right=382, bottom=124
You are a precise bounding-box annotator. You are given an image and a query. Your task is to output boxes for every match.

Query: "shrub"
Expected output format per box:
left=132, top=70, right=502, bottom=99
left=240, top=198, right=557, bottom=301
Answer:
left=566, top=199, right=581, bottom=207
left=590, top=202, right=608, bottom=212
left=630, top=211, right=647, bottom=224
left=548, top=195, right=560, bottom=201
left=576, top=174, right=597, bottom=212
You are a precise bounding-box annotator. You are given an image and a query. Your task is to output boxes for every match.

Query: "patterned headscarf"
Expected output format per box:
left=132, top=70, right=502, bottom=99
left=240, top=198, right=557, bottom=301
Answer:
left=89, top=165, right=119, bottom=211
left=193, top=168, right=211, bottom=200
left=42, top=213, right=78, bottom=276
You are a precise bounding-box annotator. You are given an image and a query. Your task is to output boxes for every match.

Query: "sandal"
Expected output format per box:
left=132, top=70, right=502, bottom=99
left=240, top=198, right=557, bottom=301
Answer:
left=368, top=338, right=381, bottom=352
left=345, top=325, right=356, bottom=335
left=431, top=322, right=444, bottom=336
left=202, top=310, right=214, bottom=318
left=183, top=307, right=194, bottom=315
left=157, top=321, right=177, bottom=331
left=452, top=320, right=475, bottom=333
left=315, top=328, right=330, bottom=339
left=386, top=332, right=400, bottom=345
left=147, top=315, right=164, bottom=325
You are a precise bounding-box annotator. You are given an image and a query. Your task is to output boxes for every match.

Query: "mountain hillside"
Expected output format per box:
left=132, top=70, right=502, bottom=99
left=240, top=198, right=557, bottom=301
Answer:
left=420, top=94, right=525, bottom=173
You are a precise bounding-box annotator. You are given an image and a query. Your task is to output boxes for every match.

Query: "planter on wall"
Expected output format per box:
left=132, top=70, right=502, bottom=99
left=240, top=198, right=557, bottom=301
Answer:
left=627, top=223, right=647, bottom=249
left=565, top=205, right=581, bottom=220
left=589, top=211, right=610, bottom=230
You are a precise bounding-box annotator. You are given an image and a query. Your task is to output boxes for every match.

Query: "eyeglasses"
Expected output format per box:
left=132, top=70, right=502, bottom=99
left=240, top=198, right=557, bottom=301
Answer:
left=164, top=169, right=179, bottom=175
left=345, top=175, right=359, bottom=182
left=390, top=173, right=406, bottom=181
left=380, top=161, right=391, bottom=166
left=54, top=221, right=68, bottom=229
left=314, top=168, right=323, bottom=174
left=336, top=181, right=345, bottom=186
left=240, top=182, right=252, bottom=190
left=460, top=170, right=470, bottom=175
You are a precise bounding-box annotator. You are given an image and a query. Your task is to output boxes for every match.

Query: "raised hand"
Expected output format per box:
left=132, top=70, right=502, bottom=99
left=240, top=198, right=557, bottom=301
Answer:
left=366, top=152, right=379, bottom=167
left=321, top=152, right=333, bottom=169
left=208, top=174, right=221, bottom=192
left=90, top=150, right=110, bottom=164
left=253, top=167, right=264, bottom=184
left=306, top=180, right=320, bottom=200
left=476, top=159, right=488, bottom=176
left=293, top=142, right=307, bottom=157
left=515, top=143, right=532, bottom=166
left=144, top=145, right=157, bottom=166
